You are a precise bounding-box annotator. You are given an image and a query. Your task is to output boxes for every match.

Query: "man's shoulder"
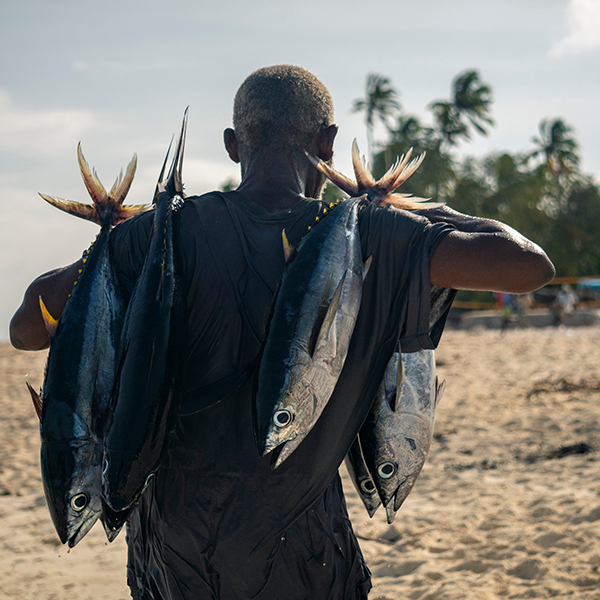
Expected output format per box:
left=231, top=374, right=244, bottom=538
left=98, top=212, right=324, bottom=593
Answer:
left=358, top=202, right=432, bottom=238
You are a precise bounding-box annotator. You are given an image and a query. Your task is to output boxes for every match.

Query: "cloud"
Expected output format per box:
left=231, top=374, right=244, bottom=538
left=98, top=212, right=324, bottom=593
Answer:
left=552, top=0, right=600, bottom=56
left=0, top=91, right=95, bottom=157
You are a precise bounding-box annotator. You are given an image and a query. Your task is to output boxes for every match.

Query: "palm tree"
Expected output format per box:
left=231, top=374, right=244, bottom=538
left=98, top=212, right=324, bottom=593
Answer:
left=351, top=73, right=401, bottom=163
left=525, top=118, right=580, bottom=207
left=429, top=70, right=494, bottom=150
left=527, top=118, right=579, bottom=177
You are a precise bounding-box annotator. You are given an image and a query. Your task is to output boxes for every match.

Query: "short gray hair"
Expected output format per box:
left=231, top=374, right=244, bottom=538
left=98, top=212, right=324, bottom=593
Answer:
left=233, top=65, right=334, bottom=157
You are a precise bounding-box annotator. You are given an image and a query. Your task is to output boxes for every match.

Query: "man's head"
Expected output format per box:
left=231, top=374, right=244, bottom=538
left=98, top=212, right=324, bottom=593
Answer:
left=225, top=65, right=336, bottom=167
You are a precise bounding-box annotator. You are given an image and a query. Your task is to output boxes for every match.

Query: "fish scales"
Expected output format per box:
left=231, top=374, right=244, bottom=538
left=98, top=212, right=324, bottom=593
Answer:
left=256, top=197, right=365, bottom=468
left=103, top=115, right=188, bottom=513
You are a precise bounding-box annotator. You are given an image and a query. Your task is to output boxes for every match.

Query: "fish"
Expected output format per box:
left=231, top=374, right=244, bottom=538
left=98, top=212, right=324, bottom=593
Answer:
left=344, top=435, right=381, bottom=518
left=359, top=351, right=446, bottom=524
left=312, top=141, right=450, bottom=522
left=103, top=110, right=188, bottom=512
left=28, top=145, right=148, bottom=547
left=255, top=197, right=369, bottom=468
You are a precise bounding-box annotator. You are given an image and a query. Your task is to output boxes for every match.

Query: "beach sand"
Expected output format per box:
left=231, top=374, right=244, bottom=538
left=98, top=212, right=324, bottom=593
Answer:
left=2, top=325, right=600, bottom=599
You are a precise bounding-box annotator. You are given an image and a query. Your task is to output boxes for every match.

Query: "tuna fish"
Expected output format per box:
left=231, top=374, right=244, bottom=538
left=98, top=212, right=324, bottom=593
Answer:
left=28, top=145, right=149, bottom=547
left=359, top=351, right=445, bottom=524
left=313, top=142, right=450, bottom=522
left=345, top=435, right=381, bottom=518
left=255, top=197, right=369, bottom=468
left=103, top=111, right=188, bottom=512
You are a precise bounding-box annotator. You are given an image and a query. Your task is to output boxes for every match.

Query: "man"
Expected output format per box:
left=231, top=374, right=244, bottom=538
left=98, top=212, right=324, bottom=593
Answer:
left=10, top=65, right=554, bottom=599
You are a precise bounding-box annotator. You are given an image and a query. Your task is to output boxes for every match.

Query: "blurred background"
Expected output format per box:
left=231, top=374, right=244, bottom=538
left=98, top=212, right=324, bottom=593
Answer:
left=2, top=0, right=599, bottom=340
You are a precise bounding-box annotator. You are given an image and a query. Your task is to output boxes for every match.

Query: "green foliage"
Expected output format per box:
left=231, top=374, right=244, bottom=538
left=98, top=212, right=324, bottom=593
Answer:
left=360, top=68, right=599, bottom=279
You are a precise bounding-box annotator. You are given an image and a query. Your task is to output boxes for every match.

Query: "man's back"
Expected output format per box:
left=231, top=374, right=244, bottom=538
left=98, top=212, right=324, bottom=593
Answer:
left=110, top=190, right=453, bottom=599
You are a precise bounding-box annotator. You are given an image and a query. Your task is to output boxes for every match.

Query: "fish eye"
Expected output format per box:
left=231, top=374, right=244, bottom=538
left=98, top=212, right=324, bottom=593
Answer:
left=360, top=479, right=376, bottom=494
left=273, top=409, right=293, bottom=428
left=70, top=493, right=88, bottom=512
left=405, top=437, right=417, bottom=450
left=377, top=462, right=396, bottom=479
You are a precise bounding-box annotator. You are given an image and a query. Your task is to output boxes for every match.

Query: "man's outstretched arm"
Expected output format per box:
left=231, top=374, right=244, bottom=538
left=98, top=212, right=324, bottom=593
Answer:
left=421, top=206, right=555, bottom=293
left=10, top=260, right=83, bottom=351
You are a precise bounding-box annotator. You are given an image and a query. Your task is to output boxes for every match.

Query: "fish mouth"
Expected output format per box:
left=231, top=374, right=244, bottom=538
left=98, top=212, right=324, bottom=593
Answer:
left=100, top=501, right=131, bottom=542
left=67, top=507, right=101, bottom=548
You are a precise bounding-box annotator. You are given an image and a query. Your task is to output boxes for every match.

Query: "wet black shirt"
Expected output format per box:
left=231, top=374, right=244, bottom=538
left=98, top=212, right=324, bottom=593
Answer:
left=109, top=191, right=453, bottom=600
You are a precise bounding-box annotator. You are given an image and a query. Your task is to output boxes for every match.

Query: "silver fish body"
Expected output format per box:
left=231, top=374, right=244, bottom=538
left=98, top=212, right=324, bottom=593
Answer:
left=30, top=147, right=148, bottom=546
left=256, top=198, right=366, bottom=468
left=37, top=226, right=125, bottom=547
left=360, top=350, right=444, bottom=523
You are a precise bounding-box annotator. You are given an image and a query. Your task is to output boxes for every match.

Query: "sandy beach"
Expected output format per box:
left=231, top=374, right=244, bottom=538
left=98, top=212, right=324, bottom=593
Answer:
left=2, top=325, right=600, bottom=599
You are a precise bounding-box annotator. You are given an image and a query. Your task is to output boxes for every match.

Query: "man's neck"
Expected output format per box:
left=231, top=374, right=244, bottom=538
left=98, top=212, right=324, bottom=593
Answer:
left=234, top=150, right=322, bottom=212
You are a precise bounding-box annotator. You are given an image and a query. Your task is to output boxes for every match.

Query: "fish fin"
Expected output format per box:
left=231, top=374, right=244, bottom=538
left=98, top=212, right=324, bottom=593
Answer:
left=77, top=143, right=108, bottom=206
left=312, top=271, right=347, bottom=357
left=26, top=381, right=43, bottom=421
left=39, top=296, right=58, bottom=340
left=305, top=152, right=359, bottom=198
left=351, top=139, right=376, bottom=190
left=362, top=255, right=373, bottom=281
left=109, top=153, right=138, bottom=206
left=435, top=377, right=447, bottom=409
left=391, top=350, right=403, bottom=411
left=282, top=229, right=294, bottom=263
left=39, top=193, right=102, bottom=225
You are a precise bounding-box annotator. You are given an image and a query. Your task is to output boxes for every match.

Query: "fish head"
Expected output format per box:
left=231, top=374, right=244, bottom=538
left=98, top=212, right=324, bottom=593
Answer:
left=373, top=412, right=432, bottom=509
left=40, top=439, right=103, bottom=547
left=262, top=376, right=321, bottom=457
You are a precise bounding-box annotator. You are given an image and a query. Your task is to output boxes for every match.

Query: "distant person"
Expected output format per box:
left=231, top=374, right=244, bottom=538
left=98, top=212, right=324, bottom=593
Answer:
left=496, top=292, right=513, bottom=333
left=552, top=284, right=578, bottom=326
left=9, top=65, right=555, bottom=600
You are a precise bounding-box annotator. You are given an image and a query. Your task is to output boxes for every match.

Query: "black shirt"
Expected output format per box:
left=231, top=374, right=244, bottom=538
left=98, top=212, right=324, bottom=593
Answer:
left=109, top=191, right=453, bottom=600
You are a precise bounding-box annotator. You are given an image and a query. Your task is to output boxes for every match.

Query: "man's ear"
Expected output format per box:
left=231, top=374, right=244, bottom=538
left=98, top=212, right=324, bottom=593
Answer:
left=224, top=128, right=240, bottom=163
left=317, top=124, right=338, bottom=162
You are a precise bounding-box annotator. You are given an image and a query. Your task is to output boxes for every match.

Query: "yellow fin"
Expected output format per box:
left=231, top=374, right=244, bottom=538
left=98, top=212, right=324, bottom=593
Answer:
left=39, top=296, right=58, bottom=340
left=282, top=229, right=294, bottom=263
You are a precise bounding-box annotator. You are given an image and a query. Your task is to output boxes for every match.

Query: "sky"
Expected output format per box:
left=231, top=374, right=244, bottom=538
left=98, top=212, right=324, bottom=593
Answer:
left=1, top=0, right=599, bottom=341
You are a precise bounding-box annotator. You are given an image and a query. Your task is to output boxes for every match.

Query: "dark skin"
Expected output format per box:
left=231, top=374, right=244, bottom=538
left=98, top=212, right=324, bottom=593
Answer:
left=9, top=124, right=555, bottom=351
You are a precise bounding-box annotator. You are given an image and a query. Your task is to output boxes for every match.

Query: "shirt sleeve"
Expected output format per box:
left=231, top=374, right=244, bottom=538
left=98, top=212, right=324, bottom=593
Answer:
left=358, top=203, right=455, bottom=353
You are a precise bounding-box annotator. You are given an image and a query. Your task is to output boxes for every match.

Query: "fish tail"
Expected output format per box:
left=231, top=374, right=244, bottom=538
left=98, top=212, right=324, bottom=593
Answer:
left=311, top=140, right=442, bottom=209
left=351, top=139, right=375, bottom=191
left=39, top=143, right=150, bottom=227
left=156, top=108, right=189, bottom=200
left=305, top=151, right=358, bottom=198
